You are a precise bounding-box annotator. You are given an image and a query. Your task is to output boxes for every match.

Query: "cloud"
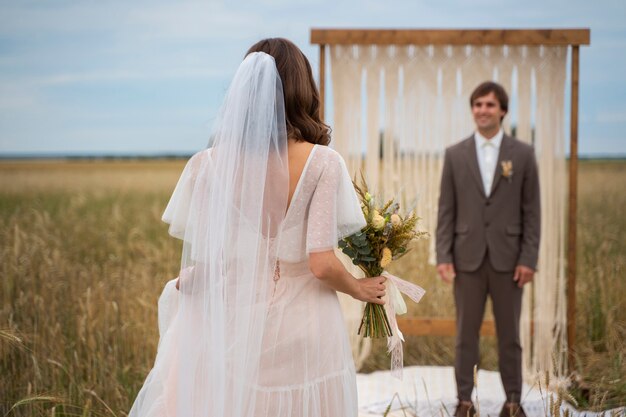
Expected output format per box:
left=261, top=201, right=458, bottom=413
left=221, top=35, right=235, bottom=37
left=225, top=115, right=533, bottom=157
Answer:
left=29, top=67, right=229, bottom=86
left=126, top=2, right=268, bottom=41
left=596, top=111, right=626, bottom=124
left=0, top=1, right=130, bottom=36
left=0, top=83, right=41, bottom=111
left=0, top=0, right=291, bottom=42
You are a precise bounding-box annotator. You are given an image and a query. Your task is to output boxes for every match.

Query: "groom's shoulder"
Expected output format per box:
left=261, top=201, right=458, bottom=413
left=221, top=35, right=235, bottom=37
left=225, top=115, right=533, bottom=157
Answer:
left=446, top=135, right=474, bottom=154
left=507, top=135, right=535, bottom=156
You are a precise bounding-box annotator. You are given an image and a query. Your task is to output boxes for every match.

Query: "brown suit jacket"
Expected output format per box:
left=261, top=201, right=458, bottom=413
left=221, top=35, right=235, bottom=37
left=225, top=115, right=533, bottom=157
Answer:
left=436, top=134, right=541, bottom=272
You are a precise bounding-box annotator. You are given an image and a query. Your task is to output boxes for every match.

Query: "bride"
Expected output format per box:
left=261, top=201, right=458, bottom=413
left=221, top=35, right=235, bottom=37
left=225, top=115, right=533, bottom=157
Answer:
left=129, top=38, right=387, bottom=417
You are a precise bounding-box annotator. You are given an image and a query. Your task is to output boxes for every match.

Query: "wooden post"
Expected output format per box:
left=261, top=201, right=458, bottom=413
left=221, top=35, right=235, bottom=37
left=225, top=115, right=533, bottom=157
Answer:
left=319, top=43, right=326, bottom=121
left=567, top=45, right=580, bottom=372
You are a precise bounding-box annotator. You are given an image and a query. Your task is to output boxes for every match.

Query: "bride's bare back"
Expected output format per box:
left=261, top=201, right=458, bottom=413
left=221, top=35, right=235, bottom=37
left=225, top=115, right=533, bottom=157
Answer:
left=287, top=139, right=315, bottom=208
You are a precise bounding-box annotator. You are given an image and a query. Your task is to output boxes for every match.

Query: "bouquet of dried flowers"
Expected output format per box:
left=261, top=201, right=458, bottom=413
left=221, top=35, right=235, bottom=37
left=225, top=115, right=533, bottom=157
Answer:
left=339, top=175, right=428, bottom=338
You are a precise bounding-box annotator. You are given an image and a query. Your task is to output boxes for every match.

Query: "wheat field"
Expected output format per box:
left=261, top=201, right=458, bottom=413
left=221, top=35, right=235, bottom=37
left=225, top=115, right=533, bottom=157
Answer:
left=0, top=159, right=624, bottom=416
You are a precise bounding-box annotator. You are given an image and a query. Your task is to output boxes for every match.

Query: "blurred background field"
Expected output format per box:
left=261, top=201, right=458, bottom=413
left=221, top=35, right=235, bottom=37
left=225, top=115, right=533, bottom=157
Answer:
left=1, top=159, right=624, bottom=416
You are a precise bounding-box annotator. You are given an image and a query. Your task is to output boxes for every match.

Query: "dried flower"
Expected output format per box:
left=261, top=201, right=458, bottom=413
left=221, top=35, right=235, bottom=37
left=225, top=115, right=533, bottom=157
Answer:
left=501, top=160, right=514, bottom=182
left=380, top=247, right=392, bottom=268
left=390, top=214, right=401, bottom=226
left=372, top=213, right=386, bottom=230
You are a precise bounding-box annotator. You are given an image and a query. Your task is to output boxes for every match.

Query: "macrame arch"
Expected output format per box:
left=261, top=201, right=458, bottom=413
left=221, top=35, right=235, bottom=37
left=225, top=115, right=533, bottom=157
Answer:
left=311, top=28, right=590, bottom=381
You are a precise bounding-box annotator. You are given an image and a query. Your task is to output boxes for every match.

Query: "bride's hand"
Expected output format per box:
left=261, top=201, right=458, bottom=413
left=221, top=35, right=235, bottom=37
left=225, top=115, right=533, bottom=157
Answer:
left=354, top=276, right=386, bottom=305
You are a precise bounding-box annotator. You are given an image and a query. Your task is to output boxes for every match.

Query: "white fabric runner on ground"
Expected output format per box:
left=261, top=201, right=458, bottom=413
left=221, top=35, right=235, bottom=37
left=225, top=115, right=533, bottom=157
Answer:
left=356, top=366, right=624, bottom=417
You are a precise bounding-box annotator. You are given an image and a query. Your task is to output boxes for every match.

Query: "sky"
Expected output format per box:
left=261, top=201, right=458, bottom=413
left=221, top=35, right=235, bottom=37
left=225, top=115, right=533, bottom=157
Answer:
left=0, top=0, right=625, bottom=157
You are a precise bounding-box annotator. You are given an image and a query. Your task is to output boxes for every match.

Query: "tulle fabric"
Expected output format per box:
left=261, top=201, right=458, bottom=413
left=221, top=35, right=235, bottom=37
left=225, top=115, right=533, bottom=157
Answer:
left=131, top=52, right=289, bottom=417
left=130, top=52, right=366, bottom=417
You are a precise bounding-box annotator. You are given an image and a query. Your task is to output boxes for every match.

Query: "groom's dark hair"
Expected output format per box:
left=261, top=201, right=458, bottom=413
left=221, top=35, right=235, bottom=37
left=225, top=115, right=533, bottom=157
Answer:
left=470, top=81, right=509, bottom=122
left=246, top=38, right=331, bottom=146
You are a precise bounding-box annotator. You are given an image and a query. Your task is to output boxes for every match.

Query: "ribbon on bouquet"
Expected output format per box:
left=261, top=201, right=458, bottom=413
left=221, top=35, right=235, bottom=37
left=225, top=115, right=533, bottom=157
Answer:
left=382, top=271, right=426, bottom=379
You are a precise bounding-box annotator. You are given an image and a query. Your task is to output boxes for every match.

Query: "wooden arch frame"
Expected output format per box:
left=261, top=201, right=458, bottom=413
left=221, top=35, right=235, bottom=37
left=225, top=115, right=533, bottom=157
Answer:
left=311, top=28, right=591, bottom=369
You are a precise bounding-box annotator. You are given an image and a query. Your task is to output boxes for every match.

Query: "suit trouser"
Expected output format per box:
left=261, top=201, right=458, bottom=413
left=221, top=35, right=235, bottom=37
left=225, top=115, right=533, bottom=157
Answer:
left=454, top=255, right=523, bottom=402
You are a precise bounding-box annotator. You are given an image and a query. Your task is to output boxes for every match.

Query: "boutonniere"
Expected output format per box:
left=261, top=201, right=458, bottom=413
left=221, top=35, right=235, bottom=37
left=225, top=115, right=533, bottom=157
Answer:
left=501, top=160, right=514, bottom=182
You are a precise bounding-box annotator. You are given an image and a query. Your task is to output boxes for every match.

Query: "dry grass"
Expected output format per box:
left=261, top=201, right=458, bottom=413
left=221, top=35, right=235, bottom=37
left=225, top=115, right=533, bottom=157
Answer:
left=568, top=161, right=626, bottom=409
left=0, top=160, right=185, bottom=416
left=0, top=159, right=624, bottom=416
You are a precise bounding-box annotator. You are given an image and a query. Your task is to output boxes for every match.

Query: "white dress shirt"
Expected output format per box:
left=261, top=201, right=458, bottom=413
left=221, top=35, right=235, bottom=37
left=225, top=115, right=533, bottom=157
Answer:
left=475, top=129, right=504, bottom=196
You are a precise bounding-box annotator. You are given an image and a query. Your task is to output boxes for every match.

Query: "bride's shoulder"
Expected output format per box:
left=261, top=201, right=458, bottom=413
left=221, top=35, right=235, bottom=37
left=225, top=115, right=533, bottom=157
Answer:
left=308, top=146, right=349, bottom=182
left=185, top=148, right=213, bottom=173
left=319, top=147, right=350, bottom=175
left=313, top=144, right=343, bottom=164
left=187, top=147, right=211, bottom=160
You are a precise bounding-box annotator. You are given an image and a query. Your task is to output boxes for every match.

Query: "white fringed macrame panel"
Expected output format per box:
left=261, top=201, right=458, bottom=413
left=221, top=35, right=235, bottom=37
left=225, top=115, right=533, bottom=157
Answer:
left=329, top=44, right=569, bottom=380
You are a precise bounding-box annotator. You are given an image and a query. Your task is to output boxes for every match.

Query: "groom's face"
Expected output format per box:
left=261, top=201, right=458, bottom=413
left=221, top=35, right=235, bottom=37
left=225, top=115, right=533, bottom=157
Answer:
left=471, top=92, right=506, bottom=132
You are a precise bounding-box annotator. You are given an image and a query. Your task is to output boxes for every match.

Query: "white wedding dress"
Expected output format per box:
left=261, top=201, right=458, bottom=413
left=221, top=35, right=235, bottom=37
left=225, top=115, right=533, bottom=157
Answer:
left=129, top=143, right=366, bottom=417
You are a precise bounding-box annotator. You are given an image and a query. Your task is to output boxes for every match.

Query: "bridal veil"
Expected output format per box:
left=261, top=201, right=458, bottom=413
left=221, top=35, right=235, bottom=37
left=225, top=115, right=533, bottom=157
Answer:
left=130, top=52, right=289, bottom=417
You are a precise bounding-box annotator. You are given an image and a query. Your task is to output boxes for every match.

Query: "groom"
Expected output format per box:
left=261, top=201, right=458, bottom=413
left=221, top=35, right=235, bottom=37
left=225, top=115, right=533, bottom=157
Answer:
left=436, top=81, right=540, bottom=417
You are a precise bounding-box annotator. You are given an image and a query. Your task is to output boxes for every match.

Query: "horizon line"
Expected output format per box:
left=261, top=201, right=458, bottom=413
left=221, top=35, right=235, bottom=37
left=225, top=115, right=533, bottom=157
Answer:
left=1, top=152, right=625, bottom=161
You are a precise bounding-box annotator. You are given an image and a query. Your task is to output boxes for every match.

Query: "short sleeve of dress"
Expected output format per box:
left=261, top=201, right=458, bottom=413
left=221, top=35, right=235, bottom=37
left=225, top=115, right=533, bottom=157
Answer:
left=162, top=150, right=208, bottom=240
left=306, top=150, right=366, bottom=253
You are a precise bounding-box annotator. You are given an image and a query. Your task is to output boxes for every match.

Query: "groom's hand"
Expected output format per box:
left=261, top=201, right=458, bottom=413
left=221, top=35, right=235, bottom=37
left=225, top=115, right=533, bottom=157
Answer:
left=437, top=263, right=456, bottom=284
left=513, top=265, right=535, bottom=288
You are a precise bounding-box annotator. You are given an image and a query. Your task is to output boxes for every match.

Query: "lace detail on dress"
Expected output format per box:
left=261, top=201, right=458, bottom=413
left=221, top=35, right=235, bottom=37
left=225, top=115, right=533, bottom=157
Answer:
left=277, top=146, right=366, bottom=262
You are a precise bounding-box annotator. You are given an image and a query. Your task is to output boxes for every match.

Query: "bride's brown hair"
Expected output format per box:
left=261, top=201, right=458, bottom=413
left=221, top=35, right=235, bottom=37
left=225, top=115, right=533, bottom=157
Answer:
left=246, top=38, right=331, bottom=146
